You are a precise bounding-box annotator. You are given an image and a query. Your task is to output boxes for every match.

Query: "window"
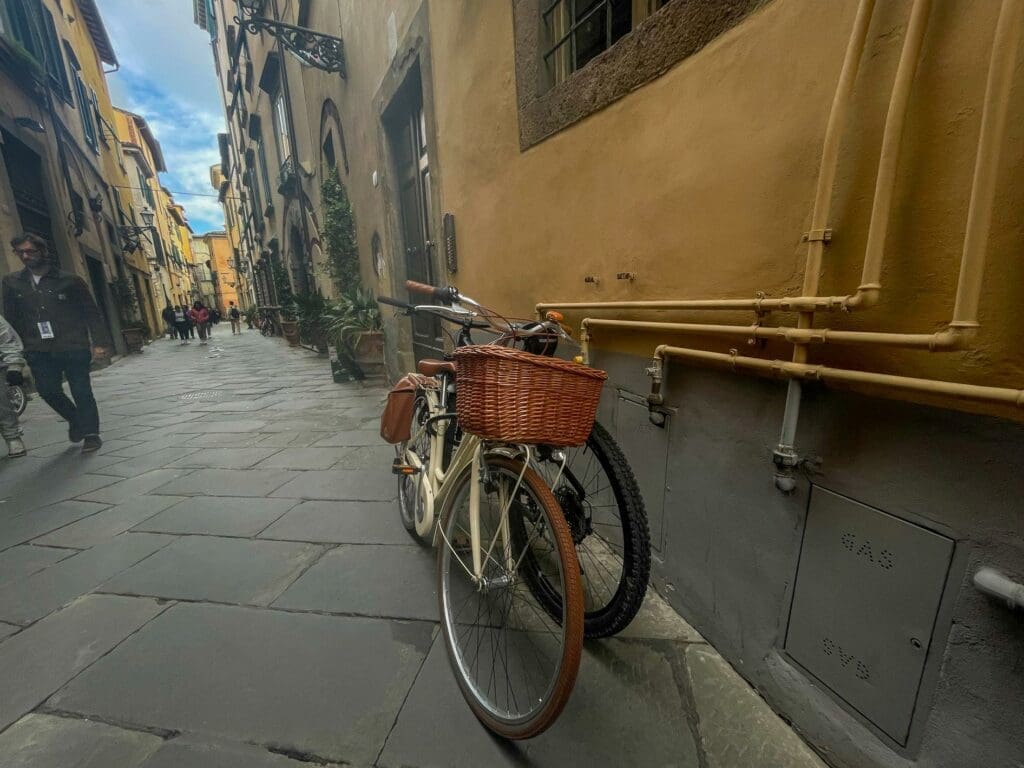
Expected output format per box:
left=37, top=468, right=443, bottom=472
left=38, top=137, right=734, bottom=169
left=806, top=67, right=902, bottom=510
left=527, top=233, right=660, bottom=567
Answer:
left=273, top=91, right=291, bottom=162
left=40, top=8, right=71, bottom=101
left=66, top=46, right=98, bottom=152
left=543, top=0, right=632, bottom=84
left=322, top=131, right=336, bottom=172
left=257, top=140, right=272, bottom=210
left=516, top=0, right=755, bottom=148
left=0, top=0, right=43, bottom=62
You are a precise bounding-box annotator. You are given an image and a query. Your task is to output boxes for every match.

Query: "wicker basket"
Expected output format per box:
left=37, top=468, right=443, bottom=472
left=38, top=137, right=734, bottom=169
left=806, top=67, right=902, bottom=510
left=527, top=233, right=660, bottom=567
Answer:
left=454, top=345, right=607, bottom=447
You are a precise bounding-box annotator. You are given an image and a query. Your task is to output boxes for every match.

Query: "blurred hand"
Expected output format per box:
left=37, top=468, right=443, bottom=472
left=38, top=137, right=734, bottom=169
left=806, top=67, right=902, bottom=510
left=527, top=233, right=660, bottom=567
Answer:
left=91, top=346, right=110, bottom=362
left=5, top=369, right=23, bottom=386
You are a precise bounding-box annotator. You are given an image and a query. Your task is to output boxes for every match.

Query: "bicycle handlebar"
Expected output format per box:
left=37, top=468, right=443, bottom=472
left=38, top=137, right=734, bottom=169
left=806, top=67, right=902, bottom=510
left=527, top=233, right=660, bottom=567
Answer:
left=405, top=280, right=457, bottom=305
left=377, top=295, right=413, bottom=310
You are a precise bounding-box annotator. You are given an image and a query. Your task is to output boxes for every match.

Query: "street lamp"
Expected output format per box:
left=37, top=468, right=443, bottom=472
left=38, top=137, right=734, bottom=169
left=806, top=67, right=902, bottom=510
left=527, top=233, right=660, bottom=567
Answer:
left=235, top=0, right=346, bottom=76
left=119, top=208, right=157, bottom=254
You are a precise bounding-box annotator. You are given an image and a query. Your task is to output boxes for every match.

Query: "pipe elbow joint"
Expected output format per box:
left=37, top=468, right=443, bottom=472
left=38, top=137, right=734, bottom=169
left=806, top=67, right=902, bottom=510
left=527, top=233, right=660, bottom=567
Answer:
left=931, top=324, right=976, bottom=351
left=845, top=285, right=881, bottom=311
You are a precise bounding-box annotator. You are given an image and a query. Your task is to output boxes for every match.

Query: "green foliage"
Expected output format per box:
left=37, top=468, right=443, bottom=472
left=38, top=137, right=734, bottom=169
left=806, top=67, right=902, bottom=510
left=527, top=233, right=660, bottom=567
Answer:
left=271, top=261, right=295, bottom=320
left=109, top=277, right=139, bottom=325
left=289, top=292, right=330, bottom=346
left=322, top=287, right=383, bottom=350
left=321, top=175, right=361, bottom=294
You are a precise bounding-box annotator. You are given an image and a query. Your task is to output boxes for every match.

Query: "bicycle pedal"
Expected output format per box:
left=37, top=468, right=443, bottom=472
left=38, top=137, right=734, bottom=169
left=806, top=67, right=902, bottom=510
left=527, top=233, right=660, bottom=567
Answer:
left=392, top=459, right=420, bottom=476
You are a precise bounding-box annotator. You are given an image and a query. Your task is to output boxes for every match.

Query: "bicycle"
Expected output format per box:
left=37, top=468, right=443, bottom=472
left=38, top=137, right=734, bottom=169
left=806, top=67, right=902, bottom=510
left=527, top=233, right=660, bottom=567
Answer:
left=259, top=309, right=280, bottom=337
left=378, top=280, right=652, bottom=735
left=389, top=281, right=652, bottom=638
left=379, top=285, right=591, bottom=738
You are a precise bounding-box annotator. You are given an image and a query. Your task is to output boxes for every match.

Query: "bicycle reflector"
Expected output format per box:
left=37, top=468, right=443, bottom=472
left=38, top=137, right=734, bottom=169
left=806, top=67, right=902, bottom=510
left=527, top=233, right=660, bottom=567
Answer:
left=545, top=311, right=565, bottom=323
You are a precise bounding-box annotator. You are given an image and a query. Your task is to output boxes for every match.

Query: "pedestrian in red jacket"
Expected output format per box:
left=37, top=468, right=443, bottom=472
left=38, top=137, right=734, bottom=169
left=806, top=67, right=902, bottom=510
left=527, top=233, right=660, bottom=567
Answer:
left=189, top=302, right=211, bottom=345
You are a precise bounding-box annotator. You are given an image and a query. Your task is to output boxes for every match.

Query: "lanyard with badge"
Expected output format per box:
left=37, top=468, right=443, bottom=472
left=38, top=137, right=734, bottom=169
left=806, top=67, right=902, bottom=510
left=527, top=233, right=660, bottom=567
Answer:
left=31, top=275, right=56, bottom=339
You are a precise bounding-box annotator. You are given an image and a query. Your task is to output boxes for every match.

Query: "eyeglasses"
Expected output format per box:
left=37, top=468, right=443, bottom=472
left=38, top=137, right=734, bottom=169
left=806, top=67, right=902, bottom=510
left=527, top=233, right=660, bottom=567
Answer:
left=13, top=248, right=42, bottom=256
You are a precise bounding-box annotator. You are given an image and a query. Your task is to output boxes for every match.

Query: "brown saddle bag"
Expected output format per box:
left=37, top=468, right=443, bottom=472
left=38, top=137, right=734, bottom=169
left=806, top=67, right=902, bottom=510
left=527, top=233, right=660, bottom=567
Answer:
left=380, top=374, right=432, bottom=444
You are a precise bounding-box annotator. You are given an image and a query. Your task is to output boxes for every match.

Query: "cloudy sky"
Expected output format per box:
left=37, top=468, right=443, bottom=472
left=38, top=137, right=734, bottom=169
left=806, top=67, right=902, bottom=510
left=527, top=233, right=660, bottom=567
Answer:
left=95, top=0, right=226, bottom=233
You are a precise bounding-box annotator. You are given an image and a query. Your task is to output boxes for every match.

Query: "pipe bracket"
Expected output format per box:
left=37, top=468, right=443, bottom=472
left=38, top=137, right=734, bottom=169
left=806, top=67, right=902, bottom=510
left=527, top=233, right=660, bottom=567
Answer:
left=801, top=228, right=833, bottom=243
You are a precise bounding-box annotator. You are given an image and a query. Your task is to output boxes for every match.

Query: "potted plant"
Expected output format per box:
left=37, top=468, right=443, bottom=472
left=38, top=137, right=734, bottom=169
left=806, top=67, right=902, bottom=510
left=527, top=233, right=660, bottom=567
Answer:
left=290, top=292, right=330, bottom=352
left=110, top=277, right=145, bottom=354
left=326, top=287, right=384, bottom=377
left=272, top=262, right=301, bottom=346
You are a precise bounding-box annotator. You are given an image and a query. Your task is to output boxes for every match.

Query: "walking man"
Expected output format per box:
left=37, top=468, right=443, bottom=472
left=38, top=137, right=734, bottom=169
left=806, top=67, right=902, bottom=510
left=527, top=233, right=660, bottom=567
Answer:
left=2, top=233, right=111, bottom=452
left=0, top=312, right=26, bottom=457
left=161, top=303, right=178, bottom=339
left=228, top=301, right=241, bottom=334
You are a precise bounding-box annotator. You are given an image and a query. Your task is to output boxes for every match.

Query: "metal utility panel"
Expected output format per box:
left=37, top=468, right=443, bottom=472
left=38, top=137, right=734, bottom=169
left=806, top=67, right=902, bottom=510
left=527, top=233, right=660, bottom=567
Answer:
left=785, top=488, right=954, bottom=745
left=614, top=394, right=667, bottom=552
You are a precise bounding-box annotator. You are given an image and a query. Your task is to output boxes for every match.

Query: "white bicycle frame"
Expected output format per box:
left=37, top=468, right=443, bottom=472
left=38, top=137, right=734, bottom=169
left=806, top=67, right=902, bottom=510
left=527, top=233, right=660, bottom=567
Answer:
left=397, top=297, right=568, bottom=585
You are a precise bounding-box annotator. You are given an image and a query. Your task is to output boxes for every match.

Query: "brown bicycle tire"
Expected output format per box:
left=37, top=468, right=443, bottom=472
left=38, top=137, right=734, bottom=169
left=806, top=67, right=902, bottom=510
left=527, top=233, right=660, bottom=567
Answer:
left=436, top=455, right=584, bottom=740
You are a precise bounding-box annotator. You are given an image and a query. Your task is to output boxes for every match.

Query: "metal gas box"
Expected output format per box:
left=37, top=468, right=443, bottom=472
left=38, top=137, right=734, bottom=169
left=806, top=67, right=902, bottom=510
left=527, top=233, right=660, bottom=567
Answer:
left=784, top=487, right=954, bottom=744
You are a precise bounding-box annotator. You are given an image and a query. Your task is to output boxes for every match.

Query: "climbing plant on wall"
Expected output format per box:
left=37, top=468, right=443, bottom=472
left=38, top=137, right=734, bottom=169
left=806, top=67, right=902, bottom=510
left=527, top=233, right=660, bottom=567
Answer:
left=321, top=174, right=361, bottom=294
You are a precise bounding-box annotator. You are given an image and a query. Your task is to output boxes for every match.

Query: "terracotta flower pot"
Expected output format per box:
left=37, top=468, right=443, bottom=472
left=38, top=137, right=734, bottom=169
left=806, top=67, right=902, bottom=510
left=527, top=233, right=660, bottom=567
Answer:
left=281, top=320, right=301, bottom=346
left=353, top=330, right=384, bottom=376
left=121, top=327, right=145, bottom=354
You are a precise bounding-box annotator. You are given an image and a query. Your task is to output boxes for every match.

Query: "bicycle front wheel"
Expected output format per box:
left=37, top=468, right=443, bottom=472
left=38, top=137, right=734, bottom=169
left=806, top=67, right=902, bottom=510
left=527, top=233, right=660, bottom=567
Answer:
left=437, top=455, right=583, bottom=739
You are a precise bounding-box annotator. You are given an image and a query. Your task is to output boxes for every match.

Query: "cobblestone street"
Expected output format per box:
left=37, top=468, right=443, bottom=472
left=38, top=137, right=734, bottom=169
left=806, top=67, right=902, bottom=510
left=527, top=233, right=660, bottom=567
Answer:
left=0, top=331, right=824, bottom=767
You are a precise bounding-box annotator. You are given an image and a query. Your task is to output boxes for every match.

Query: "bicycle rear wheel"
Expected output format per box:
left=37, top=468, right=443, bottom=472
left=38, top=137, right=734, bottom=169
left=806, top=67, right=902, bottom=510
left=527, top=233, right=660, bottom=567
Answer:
left=397, top=395, right=432, bottom=545
left=531, top=421, right=651, bottom=637
left=437, top=455, right=583, bottom=739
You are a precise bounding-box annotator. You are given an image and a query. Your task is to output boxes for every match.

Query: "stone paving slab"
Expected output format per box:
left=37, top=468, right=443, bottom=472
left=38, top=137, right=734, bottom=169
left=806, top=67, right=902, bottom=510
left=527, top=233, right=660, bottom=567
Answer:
left=135, top=496, right=299, bottom=537
left=259, top=501, right=414, bottom=545
left=256, top=431, right=334, bottom=448
left=332, top=445, right=396, bottom=470
left=378, top=635, right=700, bottom=768
left=685, top=645, right=827, bottom=768
left=273, top=544, right=437, bottom=620
left=186, top=432, right=270, bottom=448
left=101, top=535, right=322, bottom=606
left=153, top=468, right=297, bottom=497
left=0, top=533, right=175, bottom=625
left=0, top=621, right=19, bottom=641
left=170, top=420, right=268, bottom=434
left=100, top=436, right=193, bottom=459
left=33, top=496, right=186, bottom=549
left=0, top=594, right=166, bottom=731
left=270, top=469, right=395, bottom=501
left=0, top=545, right=74, bottom=583
left=0, top=500, right=109, bottom=550
left=48, top=603, right=435, bottom=765
left=312, top=430, right=383, bottom=447
left=0, top=713, right=163, bottom=767
left=0, top=476, right=120, bottom=516
left=255, top=446, right=354, bottom=470
left=90, top=447, right=197, bottom=478
left=169, top=446, right=284, bottom=469
left=77, top=469, right=192, bottom=505
left=141, top=736, right=347, bottom=768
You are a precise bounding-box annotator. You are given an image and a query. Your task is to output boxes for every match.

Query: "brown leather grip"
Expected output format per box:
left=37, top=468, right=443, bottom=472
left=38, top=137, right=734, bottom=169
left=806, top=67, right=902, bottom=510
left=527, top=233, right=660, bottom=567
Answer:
left=405, top=280, right=438, bottom=296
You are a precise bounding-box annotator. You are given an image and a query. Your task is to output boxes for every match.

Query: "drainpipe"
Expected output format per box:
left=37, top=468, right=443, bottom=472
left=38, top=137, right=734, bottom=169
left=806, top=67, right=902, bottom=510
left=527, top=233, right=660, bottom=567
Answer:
left=949, top=0, right=1024, bottom=331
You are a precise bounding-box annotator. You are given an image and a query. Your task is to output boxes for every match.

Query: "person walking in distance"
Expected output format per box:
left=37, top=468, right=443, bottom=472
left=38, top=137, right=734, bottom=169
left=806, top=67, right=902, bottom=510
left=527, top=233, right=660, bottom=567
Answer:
left=0, top=312, right=27, bottom=458
left=190, top=301, right=210, bottom=345
left=173, top=305, right=190, bottom=344
left=228, top=301, right=241, bottom=334
left=2, top=234, right=111, bottom=453
left=161, top=303, right=179, bottom=340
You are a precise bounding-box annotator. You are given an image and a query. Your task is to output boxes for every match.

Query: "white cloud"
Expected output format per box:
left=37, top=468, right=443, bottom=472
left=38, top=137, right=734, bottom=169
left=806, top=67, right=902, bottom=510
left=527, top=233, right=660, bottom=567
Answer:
left=94, top=0, right=227, bottom=231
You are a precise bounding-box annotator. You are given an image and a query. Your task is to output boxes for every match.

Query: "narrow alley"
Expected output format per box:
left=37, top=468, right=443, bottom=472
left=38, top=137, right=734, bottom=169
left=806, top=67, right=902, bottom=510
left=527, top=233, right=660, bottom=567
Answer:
left=0, top=333, right=823, bottom=768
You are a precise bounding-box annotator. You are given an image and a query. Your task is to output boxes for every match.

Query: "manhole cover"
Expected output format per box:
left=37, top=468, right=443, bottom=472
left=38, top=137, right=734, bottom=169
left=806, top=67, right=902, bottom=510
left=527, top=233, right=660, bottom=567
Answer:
left=179, top=391, right=226, bottom=402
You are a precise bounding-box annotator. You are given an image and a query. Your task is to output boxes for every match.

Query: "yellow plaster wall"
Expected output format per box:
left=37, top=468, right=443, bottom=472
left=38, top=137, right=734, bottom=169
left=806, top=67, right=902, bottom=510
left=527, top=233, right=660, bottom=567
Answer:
left=426, top=0, right=1024, bottom=418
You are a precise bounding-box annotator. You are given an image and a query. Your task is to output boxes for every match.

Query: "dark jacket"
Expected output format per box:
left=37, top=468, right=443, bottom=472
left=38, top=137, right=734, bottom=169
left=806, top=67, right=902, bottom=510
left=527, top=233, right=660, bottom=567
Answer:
left=161, top=306, right=177, bottom=325
left=2, top=266, right=112, bottom=352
